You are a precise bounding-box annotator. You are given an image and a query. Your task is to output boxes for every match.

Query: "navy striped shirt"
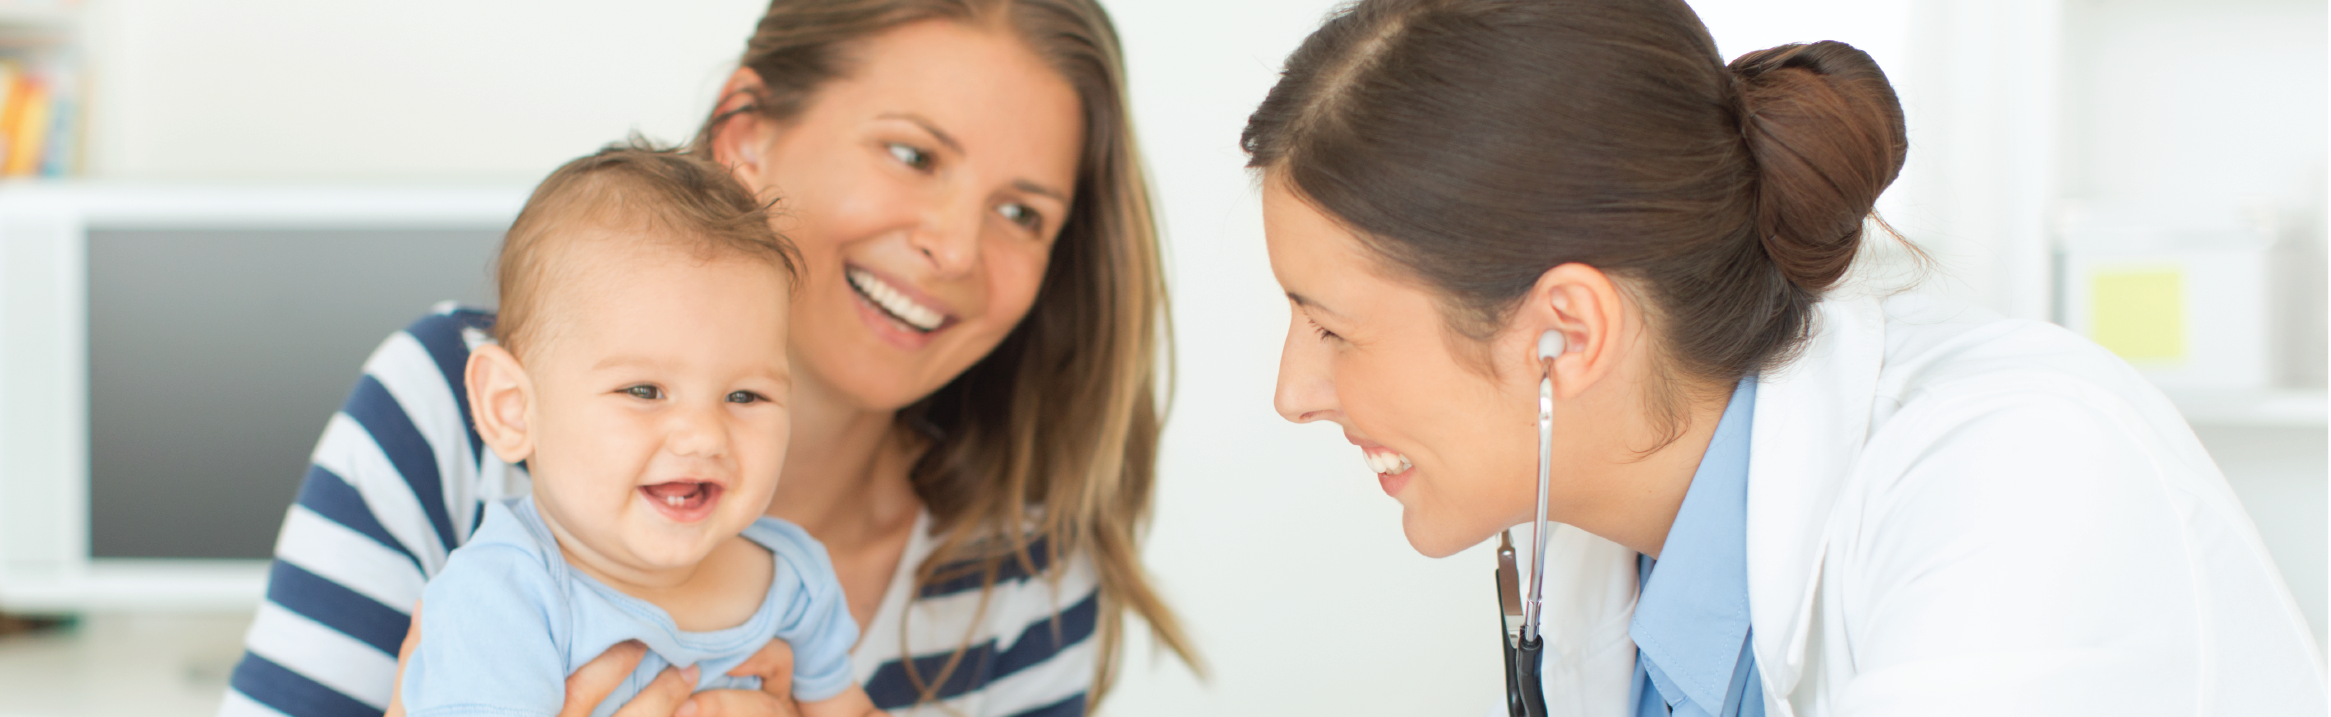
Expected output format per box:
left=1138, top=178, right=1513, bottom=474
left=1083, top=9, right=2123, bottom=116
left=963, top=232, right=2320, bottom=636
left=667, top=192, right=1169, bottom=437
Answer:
left=219, top=305, right=1098, bottom=717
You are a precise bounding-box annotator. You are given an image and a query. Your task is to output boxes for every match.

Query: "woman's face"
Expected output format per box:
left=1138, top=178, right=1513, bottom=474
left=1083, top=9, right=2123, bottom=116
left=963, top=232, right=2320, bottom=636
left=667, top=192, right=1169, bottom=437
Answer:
left=731, top=20, right=1084, bottom=411
left=1263, top=179, right=1543, bottom=558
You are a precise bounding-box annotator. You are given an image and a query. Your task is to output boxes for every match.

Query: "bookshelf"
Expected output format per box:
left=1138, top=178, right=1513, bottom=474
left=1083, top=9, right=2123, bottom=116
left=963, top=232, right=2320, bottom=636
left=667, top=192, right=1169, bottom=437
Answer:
left=0, top=0, right=80, bottom=178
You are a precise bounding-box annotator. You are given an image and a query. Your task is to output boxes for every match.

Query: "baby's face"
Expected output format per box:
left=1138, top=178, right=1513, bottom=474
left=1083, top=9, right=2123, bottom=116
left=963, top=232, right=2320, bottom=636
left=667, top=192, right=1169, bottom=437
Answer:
left=521, top=232, right=792, bottom=576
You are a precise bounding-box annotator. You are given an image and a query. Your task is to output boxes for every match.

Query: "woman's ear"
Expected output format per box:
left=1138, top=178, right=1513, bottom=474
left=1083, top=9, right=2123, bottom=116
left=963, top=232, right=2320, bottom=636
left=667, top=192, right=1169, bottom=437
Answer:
left=465, top=344, right=536, bottom=464
left=1521, top=262, right=1628, bottom=399
left=711, top=68, right=773, bottom=188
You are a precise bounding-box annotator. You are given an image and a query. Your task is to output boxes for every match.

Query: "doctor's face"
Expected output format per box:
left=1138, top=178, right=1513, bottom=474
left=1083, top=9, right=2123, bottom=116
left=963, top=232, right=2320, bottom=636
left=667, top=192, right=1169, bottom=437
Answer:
left=1264, top=179, right=1542, bottom=558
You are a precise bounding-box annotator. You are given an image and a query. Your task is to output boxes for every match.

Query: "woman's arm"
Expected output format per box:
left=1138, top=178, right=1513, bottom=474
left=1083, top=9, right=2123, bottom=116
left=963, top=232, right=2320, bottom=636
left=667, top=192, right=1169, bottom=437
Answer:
left=221, top=307, right=498, bottom=717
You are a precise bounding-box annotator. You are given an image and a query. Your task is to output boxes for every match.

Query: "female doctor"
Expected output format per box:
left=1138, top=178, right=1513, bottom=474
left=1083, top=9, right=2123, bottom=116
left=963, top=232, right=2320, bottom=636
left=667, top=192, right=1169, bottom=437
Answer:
left=1243, top=0, right=2328, bottom=714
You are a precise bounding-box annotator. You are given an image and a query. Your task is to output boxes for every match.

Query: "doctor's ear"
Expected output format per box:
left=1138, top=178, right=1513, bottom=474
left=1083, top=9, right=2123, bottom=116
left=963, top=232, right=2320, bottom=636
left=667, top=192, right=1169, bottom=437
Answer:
left=1521, top=262, right=1626, bottom=396
left=465, top=343, right=536, bottom=464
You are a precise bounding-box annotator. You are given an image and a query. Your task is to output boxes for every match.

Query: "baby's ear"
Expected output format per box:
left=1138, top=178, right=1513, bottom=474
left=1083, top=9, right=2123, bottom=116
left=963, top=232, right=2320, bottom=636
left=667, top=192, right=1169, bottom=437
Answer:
left=465, top=344, right=536, bottom=464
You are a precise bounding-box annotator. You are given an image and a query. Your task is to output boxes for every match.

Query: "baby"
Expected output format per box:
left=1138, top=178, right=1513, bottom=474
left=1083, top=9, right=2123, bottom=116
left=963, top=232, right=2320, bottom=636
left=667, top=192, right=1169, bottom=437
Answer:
left=399, top=144, right=882, bottom=717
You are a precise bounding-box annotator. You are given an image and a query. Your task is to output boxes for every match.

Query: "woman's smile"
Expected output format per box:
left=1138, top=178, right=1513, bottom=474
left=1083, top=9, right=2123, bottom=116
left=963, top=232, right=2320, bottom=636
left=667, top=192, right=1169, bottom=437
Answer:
left=843, top=264, right=957, bottom=348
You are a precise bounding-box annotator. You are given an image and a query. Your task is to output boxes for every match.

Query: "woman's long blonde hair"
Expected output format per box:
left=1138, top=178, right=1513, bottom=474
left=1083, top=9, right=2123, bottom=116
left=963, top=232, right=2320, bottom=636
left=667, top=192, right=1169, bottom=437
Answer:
left=696, top=0, right=1198, bottom=708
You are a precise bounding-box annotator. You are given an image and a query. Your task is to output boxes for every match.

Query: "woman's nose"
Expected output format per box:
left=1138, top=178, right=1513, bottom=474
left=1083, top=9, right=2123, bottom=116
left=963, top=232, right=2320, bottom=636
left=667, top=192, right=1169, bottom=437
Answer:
left=909, top=192, right=983, bottom=276
left=1274, top=316, right=1337, bottom=424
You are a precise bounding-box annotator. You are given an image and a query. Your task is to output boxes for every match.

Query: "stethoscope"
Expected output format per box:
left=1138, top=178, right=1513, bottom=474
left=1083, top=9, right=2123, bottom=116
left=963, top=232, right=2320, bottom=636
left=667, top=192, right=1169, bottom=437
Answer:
left=1499, top=329, right=1564, bottom=717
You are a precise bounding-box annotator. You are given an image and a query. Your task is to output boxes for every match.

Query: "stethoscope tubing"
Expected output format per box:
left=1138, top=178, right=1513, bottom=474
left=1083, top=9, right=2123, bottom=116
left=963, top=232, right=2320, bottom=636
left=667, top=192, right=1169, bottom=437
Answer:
left=1504, top=361, right=1557, bottom=717
left=1525, top=374, right=1553, bottom=642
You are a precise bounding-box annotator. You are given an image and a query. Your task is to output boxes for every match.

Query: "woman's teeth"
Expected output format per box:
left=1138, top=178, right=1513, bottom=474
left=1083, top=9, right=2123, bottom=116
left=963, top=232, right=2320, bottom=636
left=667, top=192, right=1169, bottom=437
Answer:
left=1364, top=450, right=1413, bottom=475
left=846, top=267, right=945, bottom=332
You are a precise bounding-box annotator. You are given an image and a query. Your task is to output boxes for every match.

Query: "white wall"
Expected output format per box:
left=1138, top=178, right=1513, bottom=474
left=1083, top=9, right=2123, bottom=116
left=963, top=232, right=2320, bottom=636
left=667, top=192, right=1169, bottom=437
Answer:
left=57, top=0, right=2329, bottom=713
left=81, top=0, right=769, bottom=181
left=2053, top=0, right=2329, bottom=648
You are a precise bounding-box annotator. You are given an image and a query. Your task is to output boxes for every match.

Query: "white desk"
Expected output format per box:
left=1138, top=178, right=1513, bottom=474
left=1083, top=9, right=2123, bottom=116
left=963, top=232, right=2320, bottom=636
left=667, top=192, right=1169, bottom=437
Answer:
left=0, top=612, right=251, bottom=717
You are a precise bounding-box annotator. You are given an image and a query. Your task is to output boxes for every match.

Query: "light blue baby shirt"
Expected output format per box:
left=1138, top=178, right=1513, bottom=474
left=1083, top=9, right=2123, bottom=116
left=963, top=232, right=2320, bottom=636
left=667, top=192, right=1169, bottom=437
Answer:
left=401, top=496, right=858, bottom=717
left=1629, top=377, right=1763, bottom=717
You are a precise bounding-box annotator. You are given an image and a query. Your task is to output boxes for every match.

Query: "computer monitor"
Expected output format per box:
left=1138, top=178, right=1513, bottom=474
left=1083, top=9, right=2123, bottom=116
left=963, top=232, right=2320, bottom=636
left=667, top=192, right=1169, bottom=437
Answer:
left=0, top=184, right=523, bottom=612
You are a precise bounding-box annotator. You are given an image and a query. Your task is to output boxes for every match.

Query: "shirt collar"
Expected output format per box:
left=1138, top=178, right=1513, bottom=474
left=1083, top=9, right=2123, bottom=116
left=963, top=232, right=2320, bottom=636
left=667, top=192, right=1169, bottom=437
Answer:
left=1629, top=376, right=1759, bottom=711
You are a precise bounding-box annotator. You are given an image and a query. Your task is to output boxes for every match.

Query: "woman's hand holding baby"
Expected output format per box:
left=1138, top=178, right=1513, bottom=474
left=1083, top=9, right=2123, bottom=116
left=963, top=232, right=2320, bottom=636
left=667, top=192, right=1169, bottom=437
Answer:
left=682, top=638, right=806, bottom=717
left=383, top=600, right=806, bottom=717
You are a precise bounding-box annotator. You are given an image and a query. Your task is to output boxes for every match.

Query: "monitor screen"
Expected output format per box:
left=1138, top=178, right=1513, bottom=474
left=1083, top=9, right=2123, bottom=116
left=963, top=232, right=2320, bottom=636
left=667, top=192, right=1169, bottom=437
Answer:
left=86, top=227, right=500, bottom=560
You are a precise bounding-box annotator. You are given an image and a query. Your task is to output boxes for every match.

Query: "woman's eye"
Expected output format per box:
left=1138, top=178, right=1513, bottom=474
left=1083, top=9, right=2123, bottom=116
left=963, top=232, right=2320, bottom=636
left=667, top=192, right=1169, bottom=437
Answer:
left=623, top=385, right=663, bottom=400
left=886, top=143, right=931, bottom=171
left=726, top=390, right=764, bottom=404
left=997, top=202, right=1043, bottom=232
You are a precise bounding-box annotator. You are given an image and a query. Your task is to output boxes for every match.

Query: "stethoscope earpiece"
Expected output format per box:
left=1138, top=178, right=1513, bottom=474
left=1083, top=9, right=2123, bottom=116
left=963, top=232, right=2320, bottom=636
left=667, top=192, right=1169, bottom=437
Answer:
left=1537, top=330, right=1566, bottom=362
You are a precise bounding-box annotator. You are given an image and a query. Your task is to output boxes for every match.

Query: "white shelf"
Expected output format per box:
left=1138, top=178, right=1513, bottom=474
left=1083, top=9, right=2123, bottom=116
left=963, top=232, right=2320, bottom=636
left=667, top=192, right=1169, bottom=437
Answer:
left=2165, top=389, right=2328, bottom=428
left=0, top=560, right=266, bottom=614
left=0, top=4, right=74, bottom=30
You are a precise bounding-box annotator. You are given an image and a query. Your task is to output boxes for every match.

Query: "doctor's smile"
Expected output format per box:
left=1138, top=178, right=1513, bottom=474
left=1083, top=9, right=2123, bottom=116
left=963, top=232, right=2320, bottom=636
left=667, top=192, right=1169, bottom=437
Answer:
left=1346, top=433, right=1416, bottom=496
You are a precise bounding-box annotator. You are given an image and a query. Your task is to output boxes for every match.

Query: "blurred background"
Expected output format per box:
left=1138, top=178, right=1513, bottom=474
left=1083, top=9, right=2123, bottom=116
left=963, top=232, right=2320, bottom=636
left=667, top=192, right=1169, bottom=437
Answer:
left=0, top=0, right=2321, bottom=715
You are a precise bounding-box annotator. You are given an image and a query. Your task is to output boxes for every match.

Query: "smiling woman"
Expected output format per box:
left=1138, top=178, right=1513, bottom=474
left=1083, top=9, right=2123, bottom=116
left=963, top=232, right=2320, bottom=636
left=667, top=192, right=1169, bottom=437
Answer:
left=221, top=2, right=1191, bottom=717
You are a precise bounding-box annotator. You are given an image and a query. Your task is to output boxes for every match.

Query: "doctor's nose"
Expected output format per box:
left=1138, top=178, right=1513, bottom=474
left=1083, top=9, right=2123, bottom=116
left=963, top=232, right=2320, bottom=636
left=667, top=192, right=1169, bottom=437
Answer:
left=1275, top=316, right=1338, bottom=424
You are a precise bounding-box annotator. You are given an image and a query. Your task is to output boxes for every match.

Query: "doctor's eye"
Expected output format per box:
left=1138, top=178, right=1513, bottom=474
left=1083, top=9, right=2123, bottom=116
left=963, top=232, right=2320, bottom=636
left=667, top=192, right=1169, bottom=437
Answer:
left=886, top=143, right=932, bottom=171
left=621, top=385, right=664, bottom=400
left=726, top=390, right=766, bottom=404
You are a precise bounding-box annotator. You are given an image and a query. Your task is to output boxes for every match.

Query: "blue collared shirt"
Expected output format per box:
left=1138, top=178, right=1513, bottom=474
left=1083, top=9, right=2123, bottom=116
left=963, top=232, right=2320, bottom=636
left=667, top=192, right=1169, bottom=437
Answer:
left=1629, top=377, right=1763, bottom=717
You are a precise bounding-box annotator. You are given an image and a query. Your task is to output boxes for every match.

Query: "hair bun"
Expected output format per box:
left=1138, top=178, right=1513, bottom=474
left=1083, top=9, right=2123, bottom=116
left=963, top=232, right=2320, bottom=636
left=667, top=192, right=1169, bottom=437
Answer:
left=1729, top=40, right=1906, bottom=292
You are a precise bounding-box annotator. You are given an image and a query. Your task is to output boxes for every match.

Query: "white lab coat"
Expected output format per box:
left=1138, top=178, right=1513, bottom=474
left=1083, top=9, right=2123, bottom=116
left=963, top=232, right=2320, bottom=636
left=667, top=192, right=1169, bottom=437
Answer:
left=1530, top=290, right=2328, bottom=716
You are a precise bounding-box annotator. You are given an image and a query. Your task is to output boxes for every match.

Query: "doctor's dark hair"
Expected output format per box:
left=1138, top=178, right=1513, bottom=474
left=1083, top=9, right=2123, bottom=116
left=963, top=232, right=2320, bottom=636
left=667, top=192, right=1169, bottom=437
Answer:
left=1243, top=0, right=1909, bottom=394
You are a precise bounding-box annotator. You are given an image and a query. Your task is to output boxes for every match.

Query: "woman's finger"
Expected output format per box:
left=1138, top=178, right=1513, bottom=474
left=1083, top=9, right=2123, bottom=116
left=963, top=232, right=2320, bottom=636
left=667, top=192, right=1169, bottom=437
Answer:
left=558, top=640, right=652, bottom=717
left=729, top=639, right=795, bottom=702
left=607, top=665, right=699, bottom=717
left=384, top=600, right=424, bottom=717
left=681, top=689, right=801, bottom=717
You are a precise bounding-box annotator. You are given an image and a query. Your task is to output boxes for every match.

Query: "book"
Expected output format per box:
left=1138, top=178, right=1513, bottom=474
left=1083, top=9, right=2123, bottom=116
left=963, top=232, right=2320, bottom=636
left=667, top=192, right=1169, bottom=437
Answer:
left=5, top=73, right=49, bottom=176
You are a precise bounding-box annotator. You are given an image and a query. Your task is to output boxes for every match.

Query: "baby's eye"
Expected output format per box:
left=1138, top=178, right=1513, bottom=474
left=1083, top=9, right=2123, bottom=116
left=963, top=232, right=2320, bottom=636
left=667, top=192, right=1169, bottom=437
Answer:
left=726, top=390, right=765, bottom=404
left=622, top=385, right=663, bottom=400
left=886, top=143, right=932, bottom=171
left=997, top=202, right=1042, bottom=232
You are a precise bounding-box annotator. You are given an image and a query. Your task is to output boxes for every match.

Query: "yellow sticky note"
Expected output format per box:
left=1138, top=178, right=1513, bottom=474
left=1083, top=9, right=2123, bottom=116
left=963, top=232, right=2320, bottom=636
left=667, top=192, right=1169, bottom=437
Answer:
left=2090, top=268, right=2183, bottom=361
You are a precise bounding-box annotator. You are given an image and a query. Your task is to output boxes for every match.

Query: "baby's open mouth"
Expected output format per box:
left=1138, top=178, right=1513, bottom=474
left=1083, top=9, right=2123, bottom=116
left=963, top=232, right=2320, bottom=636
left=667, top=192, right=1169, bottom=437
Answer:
left=639, top=480, right=722, bottom=522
